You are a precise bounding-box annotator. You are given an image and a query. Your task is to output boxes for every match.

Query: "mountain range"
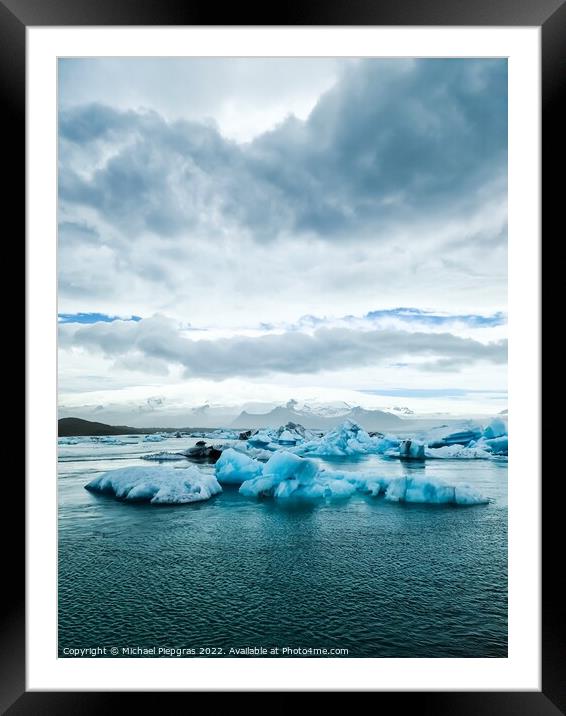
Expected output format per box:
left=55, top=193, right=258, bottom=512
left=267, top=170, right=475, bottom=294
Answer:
left=230, top=405, right=403, bottom=431
left=58, top=404, right=406, bottom=436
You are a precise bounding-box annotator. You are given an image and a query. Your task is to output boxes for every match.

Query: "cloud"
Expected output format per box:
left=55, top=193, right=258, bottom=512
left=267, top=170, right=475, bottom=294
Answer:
left=57, top=58, right=508, bottom=416
left=57, top=59, right=508, bottom=330
left=60, top=315, right=507, bottom=380
left=59, top=59, right=507, bottom=243
left=362, top=388, right=506, bottom=398
left=283, top=308, right=507, bottom=333
left=59, top=57, right=345, bottom=143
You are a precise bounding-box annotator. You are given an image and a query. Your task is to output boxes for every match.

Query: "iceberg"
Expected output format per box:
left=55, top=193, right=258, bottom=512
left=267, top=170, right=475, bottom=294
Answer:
left=426, top=423, right=483, bottom=449
left=143, top=434, right=168, bottom=442
left=236, top=450, right=488, bottom=506
left=424, top=444, right=492, bottom=459
left=247, top=429, right=275, bottom=448
left=278, top=429, right=298, bottom=445
left=398, top=439, right=425, bottom=461
left=85, top=465, right=222, bottom=504
left=246, top=423, right=317, bottom=450
left=91, top=436, right=128, bottom=445
left=239, top=451, right=356, bottom=500
left=483, top=418, right=507, bottom=440
left=481, top=435, right=508, bottom=455
left=243, top=446, right=276, bottom=461
left=205, top=429, right=239, bottom=440
left=384, top=475, right=489, bottom=506
left=298, top=420, right=385, bottom=457
left=215, top=448, right=263, bottom=485
left=275, top=422, right=317, bottom=444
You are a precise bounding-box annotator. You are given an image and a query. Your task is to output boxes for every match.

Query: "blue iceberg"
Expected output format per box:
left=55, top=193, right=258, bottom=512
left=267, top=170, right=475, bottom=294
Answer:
left=85, top=465, right=222, bottom=504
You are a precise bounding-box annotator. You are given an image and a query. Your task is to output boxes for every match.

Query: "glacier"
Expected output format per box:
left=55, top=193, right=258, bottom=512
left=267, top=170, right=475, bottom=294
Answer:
left=85, top=465, right=222, bottom=504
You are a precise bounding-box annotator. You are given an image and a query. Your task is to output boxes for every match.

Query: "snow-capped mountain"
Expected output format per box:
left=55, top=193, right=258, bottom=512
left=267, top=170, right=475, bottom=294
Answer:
left=289, top=399, right=353, bottom=418
left=231, top=403, right=404, bottom=431
left=386, top=406, right=415, bottom=415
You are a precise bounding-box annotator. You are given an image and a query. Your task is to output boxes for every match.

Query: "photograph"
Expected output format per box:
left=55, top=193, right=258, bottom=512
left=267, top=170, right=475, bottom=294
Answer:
left=56, top=56, right=509, bottom=659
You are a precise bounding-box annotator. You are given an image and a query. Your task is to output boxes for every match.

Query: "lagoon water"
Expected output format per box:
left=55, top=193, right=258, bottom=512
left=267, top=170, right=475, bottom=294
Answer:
left=58, top=435, right=507, bottom=658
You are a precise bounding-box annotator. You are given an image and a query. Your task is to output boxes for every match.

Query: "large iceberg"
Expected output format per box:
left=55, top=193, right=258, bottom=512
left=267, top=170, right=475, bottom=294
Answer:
left=239, top=451, right=355, bottom=500
left=236, top=450, right=488, bottom=505
left=215, top=448, right=263, bottom=485
left=85, top=465, right=222, bottom=504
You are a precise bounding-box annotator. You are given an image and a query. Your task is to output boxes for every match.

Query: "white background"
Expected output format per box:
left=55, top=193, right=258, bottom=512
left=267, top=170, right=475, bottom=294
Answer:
left=27, top=26, right=540, bottom=691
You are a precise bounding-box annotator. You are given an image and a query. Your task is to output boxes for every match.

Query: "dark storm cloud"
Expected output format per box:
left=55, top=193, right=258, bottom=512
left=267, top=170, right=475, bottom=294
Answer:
left=60, top=316, right=507, bottom=380
left=59, top=59, right=507, bottom=241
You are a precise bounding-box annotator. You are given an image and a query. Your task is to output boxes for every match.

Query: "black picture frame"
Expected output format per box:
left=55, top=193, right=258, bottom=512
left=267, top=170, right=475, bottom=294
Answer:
left=7, top=0, right=557, bottom=709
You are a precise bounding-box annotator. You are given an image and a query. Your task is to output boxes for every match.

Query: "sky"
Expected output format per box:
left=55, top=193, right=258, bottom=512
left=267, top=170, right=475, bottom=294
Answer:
left=58, top=57, right=508, bottom=425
